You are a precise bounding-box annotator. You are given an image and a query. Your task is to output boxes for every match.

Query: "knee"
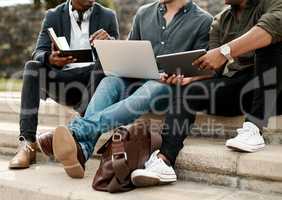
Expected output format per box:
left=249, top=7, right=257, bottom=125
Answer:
left=100, top=76, right=125, bottom=88
left=143, top=80, right=170, bottom=96
left=23, top=61, right=44, bottom=77
left=24, top=60, right=43, bottom=71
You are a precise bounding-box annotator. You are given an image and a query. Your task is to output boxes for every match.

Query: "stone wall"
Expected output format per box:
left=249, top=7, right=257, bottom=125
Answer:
left=0, top=1, right=225, bottom=76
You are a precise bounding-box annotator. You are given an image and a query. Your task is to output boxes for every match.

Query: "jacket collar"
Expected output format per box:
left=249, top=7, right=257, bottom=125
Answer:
left=230, top=0, right=260, bottom=17
left=62, top=0, right=101, bottom=41
left=159, top=0, right=193, bottom=15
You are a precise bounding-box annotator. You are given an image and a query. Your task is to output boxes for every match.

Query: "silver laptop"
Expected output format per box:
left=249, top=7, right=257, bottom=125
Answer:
left=94, top=40, right=160, bottom=80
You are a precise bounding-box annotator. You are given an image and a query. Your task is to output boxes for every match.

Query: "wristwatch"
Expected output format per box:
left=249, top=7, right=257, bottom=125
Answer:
left=219, top=44, right=234, bottom=64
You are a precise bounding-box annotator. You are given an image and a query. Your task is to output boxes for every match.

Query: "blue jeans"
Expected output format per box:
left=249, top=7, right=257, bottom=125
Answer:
left=68, top=76, right=170, bottom=160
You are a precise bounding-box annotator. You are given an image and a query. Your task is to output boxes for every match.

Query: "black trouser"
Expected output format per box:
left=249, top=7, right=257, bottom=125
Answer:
left=245, top=43, right=282, bottom=128
left=160, top=43, right=282, bottom=166
left=160, top=69, right=254, bottom=166
left=19, top=60, right=105, bottom=142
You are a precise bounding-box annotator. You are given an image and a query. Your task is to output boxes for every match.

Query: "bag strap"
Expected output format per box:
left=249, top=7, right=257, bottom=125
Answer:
left=111, top=128, right=131, bottom=183
left=149, top=122, right=163, bottom=151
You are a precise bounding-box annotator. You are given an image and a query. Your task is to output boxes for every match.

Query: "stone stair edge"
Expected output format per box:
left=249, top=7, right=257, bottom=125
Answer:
left=1, top=135, right=282, bottom=184
left=176, top=138, right=282, bottom=184
left=1, top=154, right=282, bottom=200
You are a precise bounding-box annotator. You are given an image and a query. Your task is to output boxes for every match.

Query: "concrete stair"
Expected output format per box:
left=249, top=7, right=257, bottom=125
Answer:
left=176, top=138, right=282, bottom=194
left=0, top=155, right=282, bottom=200
left=0, top=92, right=281, bottom=148
left=1, top=92, right=282, bottom=197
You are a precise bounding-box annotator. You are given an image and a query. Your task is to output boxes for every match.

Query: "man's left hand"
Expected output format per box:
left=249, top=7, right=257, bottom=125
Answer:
left=193, top=48, right=227, bottom=71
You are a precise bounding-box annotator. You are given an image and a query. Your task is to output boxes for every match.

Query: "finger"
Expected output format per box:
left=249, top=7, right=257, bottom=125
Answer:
left=160, top=75, right=166, bottom=82
left=173, top=75, right=182, bottom=85
left=56, top=57, right=69, bottom=62
left=171, top=78, right=177, bottom=85
left=171, top=75, right=180, bottom=85
left=101, top=34, right=110, bottom=40
left=51, top=43, right=55, bottom=51
left=166, top=74, right=176, bottom=84
left=159, top=78, right=166, bottom=83
left=200, top=61, right=209, bottom=70
left=52, top=51, right=61, bottom=57
left=91, top=29, right=104, bottom=40
left=178, top=75, right=184, bottom=85
left=181, top=77, right=192, bottom=86
left=160, top=72, right=168, bottom=80
left=95, top=32, right=108, bottom=40
left=60, top=58, right=76, bottom=66
left=193, top=55, right=205, bottom=66
left=204, top=65, right=213, bottom=71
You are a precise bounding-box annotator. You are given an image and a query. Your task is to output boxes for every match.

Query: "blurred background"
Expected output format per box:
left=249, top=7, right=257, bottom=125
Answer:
left=0, top=0, right=224, bottom=91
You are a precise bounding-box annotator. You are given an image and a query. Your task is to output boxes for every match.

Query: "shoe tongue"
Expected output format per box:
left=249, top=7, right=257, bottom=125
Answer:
left=243, top=122, right=259, bottom=133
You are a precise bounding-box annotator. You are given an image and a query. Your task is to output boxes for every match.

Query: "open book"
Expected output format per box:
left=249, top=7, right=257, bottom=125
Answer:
left=47, top=28, right=94, bottom=63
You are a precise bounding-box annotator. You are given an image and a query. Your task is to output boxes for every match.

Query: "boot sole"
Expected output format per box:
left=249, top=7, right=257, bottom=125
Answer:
left=53, top=126, right=84, bottom=178
left=9, top=158, right=36, bottom=170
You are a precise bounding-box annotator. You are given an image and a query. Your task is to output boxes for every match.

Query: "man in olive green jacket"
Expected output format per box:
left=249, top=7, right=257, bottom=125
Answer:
left=194, top=0, right=282, bottom=152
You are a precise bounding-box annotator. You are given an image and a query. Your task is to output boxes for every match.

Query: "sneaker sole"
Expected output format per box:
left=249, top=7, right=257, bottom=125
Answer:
left=226, top=140, right=265, bottom=153
left=131, top=171, right=176, bottom=187
left=53, top=126, right=84, bottom=178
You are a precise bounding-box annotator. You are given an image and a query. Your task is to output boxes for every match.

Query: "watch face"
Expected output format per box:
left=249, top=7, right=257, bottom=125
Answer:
left=221, top=45, right=230, bottom=55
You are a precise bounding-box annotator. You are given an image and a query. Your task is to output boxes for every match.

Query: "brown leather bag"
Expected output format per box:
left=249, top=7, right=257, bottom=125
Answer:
left=92, top=120, right=162, bottom=193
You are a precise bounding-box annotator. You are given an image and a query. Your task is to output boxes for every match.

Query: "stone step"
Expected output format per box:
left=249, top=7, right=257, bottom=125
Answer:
left=0, top=92, right=245, bottom=131
left=1, top=92, right=282, bottom=140
left=0, top=122, right=55, bottom=148
left=0, top=96, right=77, bottom=127
left=1, top=135, right=282, bottom=195
left=175, top=138, right=282, bottom=194
left=0, top=122, right=111, bottom=153
left=0, top=155, right=281, bottom=200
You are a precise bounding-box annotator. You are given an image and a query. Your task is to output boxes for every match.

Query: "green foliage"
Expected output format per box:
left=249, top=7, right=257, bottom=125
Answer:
left=34, top=0, right=115, bottom=9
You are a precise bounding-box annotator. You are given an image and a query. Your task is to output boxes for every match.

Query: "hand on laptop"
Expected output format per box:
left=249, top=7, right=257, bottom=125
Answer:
left=89, top=29, right=113, bottom=46
left=160, top=73, right=212, bottom=86
left=48, top=43, right=77, bottom=67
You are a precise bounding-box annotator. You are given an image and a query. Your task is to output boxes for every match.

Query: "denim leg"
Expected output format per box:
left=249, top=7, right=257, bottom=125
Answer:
left=68, top=80, right=170, bottom=159
left=83, top=76, right=132, bottom=115
left=68, top=76, right=132, bottom=159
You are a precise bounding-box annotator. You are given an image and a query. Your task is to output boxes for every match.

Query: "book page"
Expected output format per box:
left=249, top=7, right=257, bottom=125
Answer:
left=47, top=28, right=63, bottom=50
left=57, top=37, right=70, bottom=50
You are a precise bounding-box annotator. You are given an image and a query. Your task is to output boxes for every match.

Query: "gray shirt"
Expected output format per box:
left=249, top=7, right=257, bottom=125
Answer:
left=128, top=1, right=213, bottom=58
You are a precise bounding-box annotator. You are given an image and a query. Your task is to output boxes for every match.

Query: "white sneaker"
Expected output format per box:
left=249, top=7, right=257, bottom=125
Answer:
left=226, top=122, right=265, bottom=152
left=131, top=150, right=177, bottom=187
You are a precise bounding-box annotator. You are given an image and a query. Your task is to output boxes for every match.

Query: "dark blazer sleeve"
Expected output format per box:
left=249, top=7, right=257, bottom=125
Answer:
left=108, top=11, right=119, bottom=39
left=32, top=10, right=55, bottom=65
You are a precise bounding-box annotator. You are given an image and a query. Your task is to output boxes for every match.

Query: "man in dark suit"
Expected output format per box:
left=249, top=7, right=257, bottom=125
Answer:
left=9, top=0, right=119, bottom=169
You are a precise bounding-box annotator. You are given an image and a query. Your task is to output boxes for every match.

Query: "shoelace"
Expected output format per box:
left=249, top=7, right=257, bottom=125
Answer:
left=146, top=159, right=163, bottom=170
left=144, top=150, right=160, bottom=169
left=236, top=126, right=256, bottom=140
left=17, top=136, right=35, bottom=153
